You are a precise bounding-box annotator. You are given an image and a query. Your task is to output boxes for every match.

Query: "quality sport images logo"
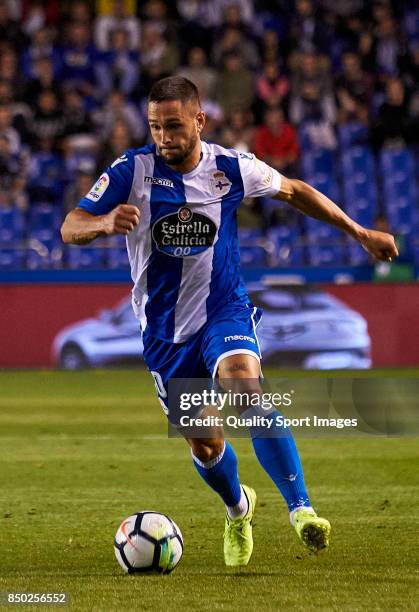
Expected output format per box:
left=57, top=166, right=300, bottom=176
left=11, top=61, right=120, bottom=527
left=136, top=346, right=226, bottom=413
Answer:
left=151, top=206, right=217, bottom=257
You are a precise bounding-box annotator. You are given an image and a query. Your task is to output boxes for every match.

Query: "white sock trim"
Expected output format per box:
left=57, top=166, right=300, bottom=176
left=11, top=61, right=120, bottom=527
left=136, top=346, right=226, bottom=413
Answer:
left=289, top=505, right=315, bottom=526
left=226, top=485, right=249, bottom=520
left=191, top=442, right=226, bottom=469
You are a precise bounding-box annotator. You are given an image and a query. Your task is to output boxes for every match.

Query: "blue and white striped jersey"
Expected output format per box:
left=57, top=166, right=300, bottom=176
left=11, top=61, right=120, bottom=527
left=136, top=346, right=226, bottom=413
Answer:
left=77, top=141, right=282, bottom=343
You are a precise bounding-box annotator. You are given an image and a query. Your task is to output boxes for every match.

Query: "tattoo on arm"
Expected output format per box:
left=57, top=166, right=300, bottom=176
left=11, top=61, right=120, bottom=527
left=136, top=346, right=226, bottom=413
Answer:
left=71, top=233, right=97, bottom=245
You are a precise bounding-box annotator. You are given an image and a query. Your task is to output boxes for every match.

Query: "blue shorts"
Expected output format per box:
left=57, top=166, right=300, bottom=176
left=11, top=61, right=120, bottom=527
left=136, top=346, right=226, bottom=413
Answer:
left=142, top=300, right=262, bottom=425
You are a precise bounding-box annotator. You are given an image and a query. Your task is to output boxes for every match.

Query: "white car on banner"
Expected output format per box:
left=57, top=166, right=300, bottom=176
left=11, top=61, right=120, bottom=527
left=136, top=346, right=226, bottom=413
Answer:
left=52, top=286, right=371, bottom=370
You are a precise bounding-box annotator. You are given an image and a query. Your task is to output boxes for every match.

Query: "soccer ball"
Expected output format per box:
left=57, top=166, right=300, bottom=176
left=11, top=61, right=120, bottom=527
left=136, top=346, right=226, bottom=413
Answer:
left=114, top=511, right=183, bottom=574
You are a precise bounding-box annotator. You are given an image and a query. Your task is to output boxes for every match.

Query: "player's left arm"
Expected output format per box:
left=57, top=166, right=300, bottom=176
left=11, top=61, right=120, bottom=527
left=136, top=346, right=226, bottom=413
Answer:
left=274, top=177, right=399, bottom=262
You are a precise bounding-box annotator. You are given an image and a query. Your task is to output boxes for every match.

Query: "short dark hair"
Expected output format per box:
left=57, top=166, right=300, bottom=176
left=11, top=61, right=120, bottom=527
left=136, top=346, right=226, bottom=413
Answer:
left=148, top=76, right=201, bottom=107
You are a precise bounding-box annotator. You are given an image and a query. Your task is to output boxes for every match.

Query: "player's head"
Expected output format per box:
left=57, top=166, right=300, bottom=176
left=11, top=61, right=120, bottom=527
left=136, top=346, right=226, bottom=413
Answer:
left=148, top=76, right=205, bottom=167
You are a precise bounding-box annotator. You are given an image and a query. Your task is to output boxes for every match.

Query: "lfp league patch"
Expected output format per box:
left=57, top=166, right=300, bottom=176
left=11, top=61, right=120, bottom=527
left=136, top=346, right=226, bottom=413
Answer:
left=86, top=172, right=110, bottom=202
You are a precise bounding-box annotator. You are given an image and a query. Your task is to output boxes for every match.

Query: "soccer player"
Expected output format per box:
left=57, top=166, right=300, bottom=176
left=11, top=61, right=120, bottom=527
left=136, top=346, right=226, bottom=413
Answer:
left=61, top=76, right=398, bottom=566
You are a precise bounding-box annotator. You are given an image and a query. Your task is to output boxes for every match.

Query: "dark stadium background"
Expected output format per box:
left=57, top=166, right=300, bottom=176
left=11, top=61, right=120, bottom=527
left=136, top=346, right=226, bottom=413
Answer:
left=0, top=0, right=418, bottom=367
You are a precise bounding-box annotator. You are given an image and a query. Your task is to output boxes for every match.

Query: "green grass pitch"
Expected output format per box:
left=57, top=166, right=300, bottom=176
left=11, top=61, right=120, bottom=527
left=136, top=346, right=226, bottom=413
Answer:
left=0, top=369, right=418, bottom=611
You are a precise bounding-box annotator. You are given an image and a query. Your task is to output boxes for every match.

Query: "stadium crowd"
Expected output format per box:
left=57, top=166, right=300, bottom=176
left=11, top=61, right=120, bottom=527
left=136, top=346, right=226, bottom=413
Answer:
left=0, top=0, right=418, bottom=269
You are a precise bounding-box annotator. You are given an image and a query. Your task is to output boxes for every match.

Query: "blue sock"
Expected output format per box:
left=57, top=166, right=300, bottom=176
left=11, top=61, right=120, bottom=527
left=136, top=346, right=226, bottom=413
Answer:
left=249, top=408, right=311, bottom=512
left=192, top=440, right=242, bottom=507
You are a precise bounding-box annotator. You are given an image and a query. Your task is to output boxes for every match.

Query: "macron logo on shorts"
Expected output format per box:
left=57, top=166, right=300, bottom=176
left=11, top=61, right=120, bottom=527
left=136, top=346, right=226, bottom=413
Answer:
left=224, top=335, right=256, bottom=344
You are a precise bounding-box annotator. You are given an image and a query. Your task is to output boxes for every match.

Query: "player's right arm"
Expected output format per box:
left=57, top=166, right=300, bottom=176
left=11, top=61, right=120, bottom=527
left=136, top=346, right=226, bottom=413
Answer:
left=60, top=151, right=140, bottom=245
left=61, top=205, right=140, bottom=244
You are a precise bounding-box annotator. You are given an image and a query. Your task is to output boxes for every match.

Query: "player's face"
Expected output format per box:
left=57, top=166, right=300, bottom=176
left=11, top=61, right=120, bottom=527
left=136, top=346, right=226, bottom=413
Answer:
left=148, top=100, right=205, bottom=167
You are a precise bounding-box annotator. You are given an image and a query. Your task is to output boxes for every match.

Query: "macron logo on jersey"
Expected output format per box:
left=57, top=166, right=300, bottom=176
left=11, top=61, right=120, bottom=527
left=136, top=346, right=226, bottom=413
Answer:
left=224, top=335, right=256, bottom=344
left=144, top=176, right=174, bottom=188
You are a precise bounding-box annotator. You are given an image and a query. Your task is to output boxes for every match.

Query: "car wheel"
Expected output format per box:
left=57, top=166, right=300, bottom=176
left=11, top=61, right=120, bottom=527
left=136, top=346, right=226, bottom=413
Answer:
left=59, top=344, right=89, bottom=370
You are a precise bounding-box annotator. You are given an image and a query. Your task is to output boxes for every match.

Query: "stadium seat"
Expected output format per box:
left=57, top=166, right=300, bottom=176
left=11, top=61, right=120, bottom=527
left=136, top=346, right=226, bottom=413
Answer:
left=266, top=226, right=305, bottom=266
left=379, top=147, right=415, bottom=179
left=239, top=245, right=267, bottom=266
left=341, top=146, right=375, bottom=178
left=66, top=245, right=106, bottom=269
left=238, top=228, right=263, bottom=242
left=303, top=216, right=341, bottom=240
left=338, top=122, right=368, bottom=148
left=307, top=243, right=346, bottom=266
left=26, top=240, right=54, bottom=269
left=347, top=243, right=370, bottom=265
left=301, top=149, right=335, bottom=179
left=0, top=207, right=25, bottom=242
left=107, top=235, right=130, bottom=269
left=0, top=248, right=25, bottom=269
left=342, top=176, right=378, bottom=226
left=28, top=203, right=62, bottom=242
left=305, top=173, right=341, bottom=201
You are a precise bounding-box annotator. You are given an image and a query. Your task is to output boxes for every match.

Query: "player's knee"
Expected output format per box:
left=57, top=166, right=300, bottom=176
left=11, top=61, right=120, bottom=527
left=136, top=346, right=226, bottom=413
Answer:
left=217, top=354, right=261, bottom=382
left=189, top=438, right=225, bottom=463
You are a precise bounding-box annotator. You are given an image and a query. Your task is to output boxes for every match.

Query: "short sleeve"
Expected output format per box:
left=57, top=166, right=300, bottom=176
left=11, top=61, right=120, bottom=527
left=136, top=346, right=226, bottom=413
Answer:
left=76, top=150, right=136, bottom=216
left=237, top=152, right=282, bottom=199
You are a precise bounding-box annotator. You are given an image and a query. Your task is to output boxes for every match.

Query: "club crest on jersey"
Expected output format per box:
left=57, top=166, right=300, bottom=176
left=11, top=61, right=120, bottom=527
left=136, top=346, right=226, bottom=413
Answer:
left=152, top=207, right=217, bottom=258
left=209, top=170, right=232, bottom=197
left=86, top=172, right=109, bottom=202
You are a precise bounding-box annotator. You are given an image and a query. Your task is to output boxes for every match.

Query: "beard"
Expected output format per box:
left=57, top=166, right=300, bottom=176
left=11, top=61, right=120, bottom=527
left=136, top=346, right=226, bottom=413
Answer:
left=158, top=132, right=198, bottom=166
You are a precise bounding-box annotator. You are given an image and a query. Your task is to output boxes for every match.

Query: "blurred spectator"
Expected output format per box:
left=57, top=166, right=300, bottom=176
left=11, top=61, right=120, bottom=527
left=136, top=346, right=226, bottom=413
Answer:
left=358, top=31, right=377, bottom=74
left=94, top=0, right=140, bottom=51
left=176, top=47, right=216, bottom=100
left=0, top=133, right=28, bottom=209
left=96, top=28, right=140, bottom=97
left=215, top=52, right=254, bottom=114
left=96, top=118, right=134, bottom=170
left=320, top=0, right=363, bottom=17
left=20, top=27, right=61, bottom=80
left=288, top=0, right=331, bottom=54
left=289, top=52, right=336, bottom=124
left=335, top=52, right=374, bottom=123
left=58, top=21, right=97, bottom=95
left=260, top=29, right=282, bottom=63
left=0, top=0, right=27, bottom=51
left=201, top=98, right=224, bottom=142
left=141, top=0, right=175, bottom=33
left=375, top=14, right=403, bottom=76
left=27, top=137, right=65, bottom=204
left=92, top=90, right=146, bottom=143
left=0, top=101, right=21, bottom=154
left=63, top=1, right=92, bottom=26
left=140, top=22, right=180, bottom=75
left=212, top=26, right=259, bottom=71
left=62, top=89, right=94, bottom=138
left=176, top=0, right=214, bottom=52
left=0, top=46, right=26, bottom=101
left=255, top=61, right=289, bottom=112
left=23, top=56, right=61, bottom=106
left=206, top=0, right=255, bottom=28
left=220, top=109, right=254, bottom=151
left=63, top=170, right=95, bottom=215
left=30, top=89, right=65, bottom=146
left=370, top=77, right=414, bottom=149
left=254, top=107, right=299, bottom=174
left=21, top=0, right=48, bottom=37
